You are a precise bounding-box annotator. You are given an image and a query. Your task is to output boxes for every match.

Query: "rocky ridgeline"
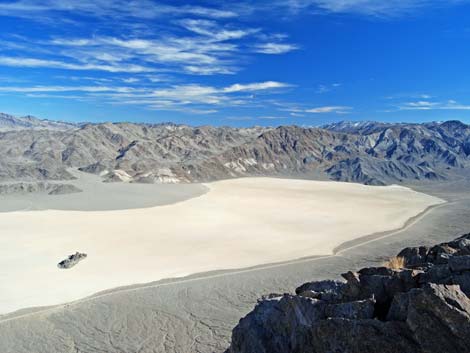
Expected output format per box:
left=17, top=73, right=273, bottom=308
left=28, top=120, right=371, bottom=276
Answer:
left=57, top=252, right=87, bottom=269
left=227, top=234, right=470, bottom=353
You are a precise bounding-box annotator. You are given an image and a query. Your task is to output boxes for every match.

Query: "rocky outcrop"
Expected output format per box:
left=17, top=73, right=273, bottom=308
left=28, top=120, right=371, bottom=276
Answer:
left=57, top=252, right=87, bottom=269
left=227, top=233, right=470, bottom=353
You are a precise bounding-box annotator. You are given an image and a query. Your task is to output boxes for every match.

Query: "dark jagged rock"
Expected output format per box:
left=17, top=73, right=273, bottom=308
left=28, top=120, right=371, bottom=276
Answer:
left=227, top=233, right=470, bottom=353
left=57, top=252, right=87, bottom=269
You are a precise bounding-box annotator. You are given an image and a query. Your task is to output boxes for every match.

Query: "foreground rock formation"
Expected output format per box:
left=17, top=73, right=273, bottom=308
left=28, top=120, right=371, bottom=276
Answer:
left=57, top=252, right=87, bottom=269
left=227, top=233, right=470, bottom=353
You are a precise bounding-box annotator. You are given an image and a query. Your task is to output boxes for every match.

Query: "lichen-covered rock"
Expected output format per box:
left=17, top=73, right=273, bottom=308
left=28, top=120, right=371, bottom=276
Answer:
left=227, top=234, right=470, bottom=353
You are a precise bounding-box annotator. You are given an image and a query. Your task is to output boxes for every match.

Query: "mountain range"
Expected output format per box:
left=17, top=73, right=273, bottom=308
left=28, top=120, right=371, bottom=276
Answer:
left=1, top=113, right=470, bottom=187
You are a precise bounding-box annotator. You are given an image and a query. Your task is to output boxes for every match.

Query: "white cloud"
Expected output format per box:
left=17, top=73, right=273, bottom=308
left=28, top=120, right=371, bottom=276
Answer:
left=224, top=81, right=291, bottom=93
left=305, top=106, right=352, bottom=113
left=254, top=42, right=299, bottom=54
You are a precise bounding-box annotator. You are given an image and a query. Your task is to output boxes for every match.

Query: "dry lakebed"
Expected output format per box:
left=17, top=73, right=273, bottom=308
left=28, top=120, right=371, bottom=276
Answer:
left=0, top=176, right=443, bottom=314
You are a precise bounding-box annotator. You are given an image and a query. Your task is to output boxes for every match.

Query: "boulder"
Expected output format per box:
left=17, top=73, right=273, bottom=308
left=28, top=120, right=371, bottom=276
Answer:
left=397, top=246, right=429, bottom=267
left=295, top=280, right=345, bottom=302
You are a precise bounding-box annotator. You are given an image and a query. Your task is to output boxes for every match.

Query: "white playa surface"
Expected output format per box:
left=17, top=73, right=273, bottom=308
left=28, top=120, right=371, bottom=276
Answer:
left=0, top=178, right=443, bottom=314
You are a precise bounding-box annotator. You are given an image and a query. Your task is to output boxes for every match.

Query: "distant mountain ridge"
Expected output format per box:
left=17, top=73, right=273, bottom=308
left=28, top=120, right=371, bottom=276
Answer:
left=1, top=113, right=470, bottom=187
left=321, top=120, right=402, bottom=134
left=0, top=112, right=77, bottom=131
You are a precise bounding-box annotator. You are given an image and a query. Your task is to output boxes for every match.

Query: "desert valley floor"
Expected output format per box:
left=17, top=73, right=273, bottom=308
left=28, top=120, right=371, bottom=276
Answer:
left=0, top=173, right=442, bottom=314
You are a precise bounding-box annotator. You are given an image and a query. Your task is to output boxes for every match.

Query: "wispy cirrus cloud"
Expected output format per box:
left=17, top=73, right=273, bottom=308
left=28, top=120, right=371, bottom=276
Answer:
left=316, top=83, right=342, bottom=93
left=224, top=81, right=291, bottom=93
left=177, top=19, right=258, bottom=41
left=0, top=80, right=291, bottom=114
left=398, top=99, right=470, bottom=111
left=0, top=1, right=301, bottom=116
left=305, top=106, right=352, bottom=113
left=254, top=42, right=299, bottom=54
left=283, top=105, right=352, bottom=114
left=0, top=1, right=237, bottom=20
left=0, top=56, right=152, bottom=73
left=2, top=0, right=465, bottom=21
left=280, top=0, right=467, bottom=17
left=46, top=35, right=238, bottom=75
left=0, top=14, right=297, bottom=76
left=0, top=85, right=141, bottom=93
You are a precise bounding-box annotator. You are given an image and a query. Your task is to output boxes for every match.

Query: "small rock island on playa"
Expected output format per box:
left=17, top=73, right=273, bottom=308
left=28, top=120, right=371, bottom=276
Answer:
left=57, top=252, right=87, bottom=269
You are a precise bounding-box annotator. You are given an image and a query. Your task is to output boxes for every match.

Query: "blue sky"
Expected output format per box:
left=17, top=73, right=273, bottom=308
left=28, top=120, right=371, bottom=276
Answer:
left=1, top=0, right=470, bottom=126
